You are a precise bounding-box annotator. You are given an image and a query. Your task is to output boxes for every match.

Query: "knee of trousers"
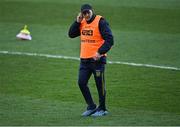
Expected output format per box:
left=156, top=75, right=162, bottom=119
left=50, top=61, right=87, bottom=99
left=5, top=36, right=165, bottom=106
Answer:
left=78, top=79, right=87, bottom=88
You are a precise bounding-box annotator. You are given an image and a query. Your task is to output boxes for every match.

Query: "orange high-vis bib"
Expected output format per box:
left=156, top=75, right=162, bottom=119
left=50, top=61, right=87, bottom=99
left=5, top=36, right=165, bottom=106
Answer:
left=80, top=15, right=105, bottom=58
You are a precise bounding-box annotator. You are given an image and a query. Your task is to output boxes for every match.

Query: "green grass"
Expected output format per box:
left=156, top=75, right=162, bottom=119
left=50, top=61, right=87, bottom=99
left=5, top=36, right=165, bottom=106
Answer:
left=0, top=54, right=180, bottom=126
left=0, top=0, right=180, bottom=66
left=0, top=0, right=180, bottom=125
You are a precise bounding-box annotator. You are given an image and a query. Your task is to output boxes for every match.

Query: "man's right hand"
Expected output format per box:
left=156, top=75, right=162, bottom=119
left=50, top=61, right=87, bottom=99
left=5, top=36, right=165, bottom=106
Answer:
left=77, top=13, right=83, bottom=23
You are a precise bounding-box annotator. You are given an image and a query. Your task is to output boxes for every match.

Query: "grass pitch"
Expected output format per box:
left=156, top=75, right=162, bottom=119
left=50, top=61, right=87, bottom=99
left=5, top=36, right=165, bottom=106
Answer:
left=0, top=54, right=180, bottom=126
left=0, top=0, right=180, bottom=126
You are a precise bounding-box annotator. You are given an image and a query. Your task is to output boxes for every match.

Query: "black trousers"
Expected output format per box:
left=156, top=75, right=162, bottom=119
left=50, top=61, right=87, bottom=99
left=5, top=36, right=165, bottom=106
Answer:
left=78, top=60, right=106, bottom=110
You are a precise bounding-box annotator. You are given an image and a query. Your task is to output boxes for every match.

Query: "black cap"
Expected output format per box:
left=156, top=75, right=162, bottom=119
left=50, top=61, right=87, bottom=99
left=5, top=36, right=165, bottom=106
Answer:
left=81, top=4, right=92, bottom=13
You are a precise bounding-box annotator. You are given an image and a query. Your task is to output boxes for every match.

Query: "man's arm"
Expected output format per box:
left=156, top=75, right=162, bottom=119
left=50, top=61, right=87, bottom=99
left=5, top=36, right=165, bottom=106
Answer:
left=68, top=21, right=81, bottom=38
left=68, top=13, right=83, bottom=38
left=98, top=18, right=114, bottom=54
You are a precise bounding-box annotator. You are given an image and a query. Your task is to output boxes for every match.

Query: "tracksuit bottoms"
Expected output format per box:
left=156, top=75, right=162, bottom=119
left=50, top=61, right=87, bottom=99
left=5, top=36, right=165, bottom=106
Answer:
left=78, top=59, right=106, bottom=111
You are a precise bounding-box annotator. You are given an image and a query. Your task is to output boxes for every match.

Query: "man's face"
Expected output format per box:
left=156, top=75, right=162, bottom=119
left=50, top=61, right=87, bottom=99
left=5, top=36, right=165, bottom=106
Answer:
left=82, top=10, right=93, bottom=21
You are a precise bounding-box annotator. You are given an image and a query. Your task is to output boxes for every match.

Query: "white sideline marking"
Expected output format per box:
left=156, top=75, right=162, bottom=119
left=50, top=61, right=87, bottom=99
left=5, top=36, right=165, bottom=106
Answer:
left=0, top=50, right=180, bottom=71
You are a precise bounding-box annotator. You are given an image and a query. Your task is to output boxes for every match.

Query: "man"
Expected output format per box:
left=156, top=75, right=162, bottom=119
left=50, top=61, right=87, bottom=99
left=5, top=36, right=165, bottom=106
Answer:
left=68, top=4, right=114, bottom=117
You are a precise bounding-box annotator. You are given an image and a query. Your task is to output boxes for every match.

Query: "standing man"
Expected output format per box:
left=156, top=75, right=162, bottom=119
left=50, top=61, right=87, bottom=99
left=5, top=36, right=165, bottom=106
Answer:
left=68, top=4, right=114, bottom=117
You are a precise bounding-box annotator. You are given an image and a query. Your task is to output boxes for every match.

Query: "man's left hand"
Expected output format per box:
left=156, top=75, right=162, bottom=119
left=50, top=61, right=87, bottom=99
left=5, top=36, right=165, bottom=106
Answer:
left=93, top=52, right=101, bottom=61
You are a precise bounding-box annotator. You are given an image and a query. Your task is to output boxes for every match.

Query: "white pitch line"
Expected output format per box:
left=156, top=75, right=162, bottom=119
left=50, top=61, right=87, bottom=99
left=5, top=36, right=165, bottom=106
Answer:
left=0, top=50, right=180, bottom=71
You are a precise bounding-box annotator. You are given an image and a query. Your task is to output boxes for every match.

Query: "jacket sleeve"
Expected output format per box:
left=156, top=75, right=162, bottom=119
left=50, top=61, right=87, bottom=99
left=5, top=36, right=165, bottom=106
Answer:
left=68, top=21, right=81, bottom=38
left=98, top=18, right=114, bottom=55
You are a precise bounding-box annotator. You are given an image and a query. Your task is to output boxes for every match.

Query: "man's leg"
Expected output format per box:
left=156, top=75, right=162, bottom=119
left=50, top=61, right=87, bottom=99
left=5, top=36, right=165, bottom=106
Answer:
left=91, top=63, right=108, bottom=117
left=78, top=62, right=96, bottom=112
left=93, top=63, right=106, bottom=111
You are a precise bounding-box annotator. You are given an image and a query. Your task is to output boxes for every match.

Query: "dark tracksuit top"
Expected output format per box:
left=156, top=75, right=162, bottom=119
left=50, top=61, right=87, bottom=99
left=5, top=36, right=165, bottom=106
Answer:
left=68, top=14, right=114, bottom=61
left=68, top=14, right=114, bottom=111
